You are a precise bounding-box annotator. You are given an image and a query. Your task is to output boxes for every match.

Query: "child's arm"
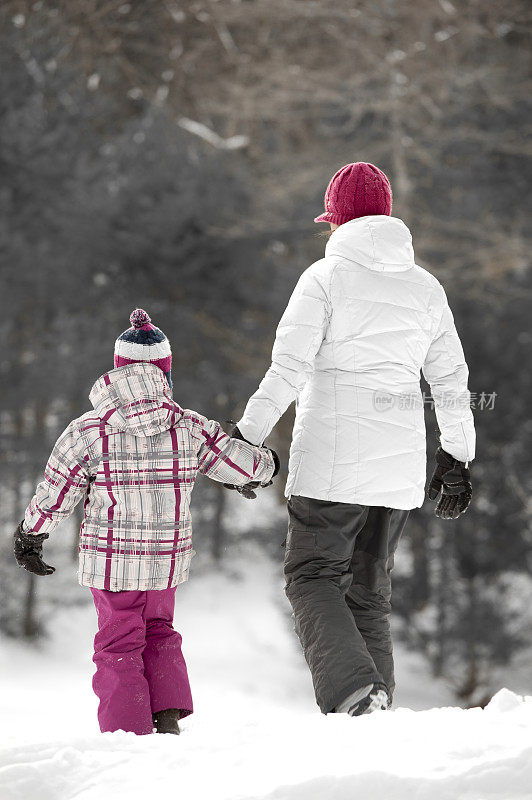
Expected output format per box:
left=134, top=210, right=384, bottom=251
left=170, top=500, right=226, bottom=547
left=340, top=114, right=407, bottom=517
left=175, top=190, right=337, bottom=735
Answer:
left=22, top=419, right=91, bottom=536
left=195, top=418, right=276, bottom=487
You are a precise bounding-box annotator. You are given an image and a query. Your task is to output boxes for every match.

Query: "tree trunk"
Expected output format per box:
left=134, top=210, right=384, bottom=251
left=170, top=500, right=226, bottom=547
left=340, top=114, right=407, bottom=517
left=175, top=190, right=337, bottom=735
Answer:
left=22, top=573, right=37, bottom=638
left=211, top=481, right=227, bottom=562
left=432, top=521, right=449, bottom=678
left=13, top=406, right=39, bottom=639
left=389, top=72, right=412, bottom=223
left=410, top=523, right=430, bottom=609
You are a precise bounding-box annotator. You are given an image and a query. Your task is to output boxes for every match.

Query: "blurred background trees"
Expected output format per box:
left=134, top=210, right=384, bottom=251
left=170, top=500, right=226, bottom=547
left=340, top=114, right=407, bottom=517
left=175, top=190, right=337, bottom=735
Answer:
left=0, top=0, right=530, bottom=705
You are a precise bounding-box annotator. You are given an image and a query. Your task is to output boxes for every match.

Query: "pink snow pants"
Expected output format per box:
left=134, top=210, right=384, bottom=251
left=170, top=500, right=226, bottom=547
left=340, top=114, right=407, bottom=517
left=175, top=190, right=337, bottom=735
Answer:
left=90, top=586, right=193, bottom=735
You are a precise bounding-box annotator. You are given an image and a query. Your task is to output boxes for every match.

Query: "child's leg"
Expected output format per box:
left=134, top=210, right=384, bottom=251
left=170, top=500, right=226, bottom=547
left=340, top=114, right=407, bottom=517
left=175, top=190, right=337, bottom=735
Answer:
left=90, top=588, right=153, bottom=735
left=143, top=587, right=193, bottom=718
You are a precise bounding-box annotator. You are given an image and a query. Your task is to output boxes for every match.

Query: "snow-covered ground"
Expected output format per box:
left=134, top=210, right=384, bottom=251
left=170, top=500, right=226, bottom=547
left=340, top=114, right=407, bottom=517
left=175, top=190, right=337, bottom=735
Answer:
left=1, top=542, right=531, bottom=800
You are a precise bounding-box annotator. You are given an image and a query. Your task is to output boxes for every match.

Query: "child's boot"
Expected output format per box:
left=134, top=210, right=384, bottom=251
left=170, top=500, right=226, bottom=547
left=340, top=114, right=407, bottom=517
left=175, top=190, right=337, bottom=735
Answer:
left=152, top=708, right=182, bottom=735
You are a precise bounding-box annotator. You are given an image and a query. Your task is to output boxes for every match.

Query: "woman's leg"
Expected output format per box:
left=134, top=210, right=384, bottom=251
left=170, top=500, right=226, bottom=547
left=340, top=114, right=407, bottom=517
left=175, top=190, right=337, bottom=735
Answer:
left=90, top=588, right=153, bottom=735
left=346, top=507, right=409, bottom=702
left=142, top=587, right=193, bottom=719
left=284, top=495, right=383, bottom=714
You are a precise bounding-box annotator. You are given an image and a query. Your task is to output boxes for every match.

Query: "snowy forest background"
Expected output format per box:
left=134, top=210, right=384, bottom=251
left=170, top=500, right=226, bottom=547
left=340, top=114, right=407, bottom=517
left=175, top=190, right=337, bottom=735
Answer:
left=0, top=0, right=531, bottom=710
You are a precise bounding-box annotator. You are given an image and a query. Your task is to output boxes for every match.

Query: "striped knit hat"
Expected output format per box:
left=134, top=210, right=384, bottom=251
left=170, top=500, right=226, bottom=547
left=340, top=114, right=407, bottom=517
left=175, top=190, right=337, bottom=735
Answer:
left=114, top=309, right=172, bottom=388
left=314, top=162, right=392, bottom=226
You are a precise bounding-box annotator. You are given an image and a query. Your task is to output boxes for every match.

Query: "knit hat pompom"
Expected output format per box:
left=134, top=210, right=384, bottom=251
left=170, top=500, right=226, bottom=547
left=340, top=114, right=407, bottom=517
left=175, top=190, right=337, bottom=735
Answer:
left=130, top=308, right=151, bottom=329
left=115, top=308, right=173, bottom=388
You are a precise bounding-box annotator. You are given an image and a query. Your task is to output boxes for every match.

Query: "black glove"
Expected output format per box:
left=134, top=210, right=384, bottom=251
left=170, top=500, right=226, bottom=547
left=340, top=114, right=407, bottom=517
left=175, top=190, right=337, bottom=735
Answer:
left=223, top=424, right=280, bottom=500
left=232, top=481, right=261, bottom=500
left=248, top=448, right=280, bottom=495
left=229, top=424, right=247, bottom=443
left=13, top=522, right=56, bottom=576
left=270, top=448, right=280, bottom=478
left=428, top=447, right=472, bottom=520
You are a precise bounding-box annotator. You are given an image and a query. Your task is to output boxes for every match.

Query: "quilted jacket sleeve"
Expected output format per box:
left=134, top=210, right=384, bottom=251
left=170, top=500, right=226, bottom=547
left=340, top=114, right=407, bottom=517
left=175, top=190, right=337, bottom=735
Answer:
left=422, top=288, right=476, bottom=463
left=237, top=263, right=331, bottom=445
left=23, top=420, right=91, bottom=535
left=196, top=418, right=276, bottom=486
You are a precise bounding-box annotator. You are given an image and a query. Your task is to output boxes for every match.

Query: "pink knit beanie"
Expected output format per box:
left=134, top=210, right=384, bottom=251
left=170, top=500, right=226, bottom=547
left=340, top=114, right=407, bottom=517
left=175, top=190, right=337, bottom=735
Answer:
left=314, top=162, right=392, bottom=225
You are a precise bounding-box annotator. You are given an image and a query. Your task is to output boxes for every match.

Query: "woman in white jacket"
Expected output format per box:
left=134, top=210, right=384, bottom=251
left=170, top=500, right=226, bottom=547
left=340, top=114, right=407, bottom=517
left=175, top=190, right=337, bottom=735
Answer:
left=235, top=162, right=475, bottom=716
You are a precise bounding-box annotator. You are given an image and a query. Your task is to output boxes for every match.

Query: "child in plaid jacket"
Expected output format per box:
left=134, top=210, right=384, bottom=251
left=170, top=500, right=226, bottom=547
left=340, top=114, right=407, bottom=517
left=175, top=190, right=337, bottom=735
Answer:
left=13, top=309, right=278, bottom=735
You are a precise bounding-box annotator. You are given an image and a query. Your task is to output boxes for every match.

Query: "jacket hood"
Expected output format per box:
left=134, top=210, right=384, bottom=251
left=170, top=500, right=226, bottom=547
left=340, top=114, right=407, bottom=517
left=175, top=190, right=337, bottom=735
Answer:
left=89, top=362, right=183, bottom=437
left=325, top=215, right=415, bottom=272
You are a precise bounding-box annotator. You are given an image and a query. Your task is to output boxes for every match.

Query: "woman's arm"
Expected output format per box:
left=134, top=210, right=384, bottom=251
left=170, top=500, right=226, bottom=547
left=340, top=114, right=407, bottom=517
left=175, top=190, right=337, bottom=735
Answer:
left=422, top=287, right=476, bottom=463
left=237, top=261, right=331, bottom=445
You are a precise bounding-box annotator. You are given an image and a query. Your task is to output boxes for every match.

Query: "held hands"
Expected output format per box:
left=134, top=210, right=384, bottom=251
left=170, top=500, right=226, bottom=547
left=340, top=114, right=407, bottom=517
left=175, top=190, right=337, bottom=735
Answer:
left=223, top=424, right=280, bottom=500
left=428, top=447, right=472, bottom=520
left=13, top=522, right=56, bottom=576
left=233, top=481, right=262, bottom=500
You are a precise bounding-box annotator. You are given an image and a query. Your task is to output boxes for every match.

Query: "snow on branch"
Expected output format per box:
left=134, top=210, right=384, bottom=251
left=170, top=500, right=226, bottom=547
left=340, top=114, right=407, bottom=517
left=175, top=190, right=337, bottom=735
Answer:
left=177, top=117, right=249, bottom=150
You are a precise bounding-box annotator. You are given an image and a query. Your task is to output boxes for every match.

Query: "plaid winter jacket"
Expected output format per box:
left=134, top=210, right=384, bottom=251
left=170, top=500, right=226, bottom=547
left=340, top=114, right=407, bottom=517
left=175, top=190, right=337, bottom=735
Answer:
left=22, top=363, right=276, bottom=591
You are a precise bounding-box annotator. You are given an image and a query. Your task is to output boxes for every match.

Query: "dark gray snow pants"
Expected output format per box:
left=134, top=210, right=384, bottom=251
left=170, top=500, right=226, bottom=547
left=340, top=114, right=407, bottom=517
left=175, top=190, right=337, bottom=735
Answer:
left=284, top=495, right=409, bottom=714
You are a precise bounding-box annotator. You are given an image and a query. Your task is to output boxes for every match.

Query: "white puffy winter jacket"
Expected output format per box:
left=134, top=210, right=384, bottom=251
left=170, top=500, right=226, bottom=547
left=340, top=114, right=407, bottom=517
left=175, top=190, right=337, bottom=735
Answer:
left=237, top=215, right=476, bottom=510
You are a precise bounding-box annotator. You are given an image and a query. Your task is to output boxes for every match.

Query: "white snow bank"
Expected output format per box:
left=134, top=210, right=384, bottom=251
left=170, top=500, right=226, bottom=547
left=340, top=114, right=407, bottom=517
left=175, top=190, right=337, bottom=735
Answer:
left=1, top=544, right=531, bottom=800
left=1, top=690, right=531, bottom=800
